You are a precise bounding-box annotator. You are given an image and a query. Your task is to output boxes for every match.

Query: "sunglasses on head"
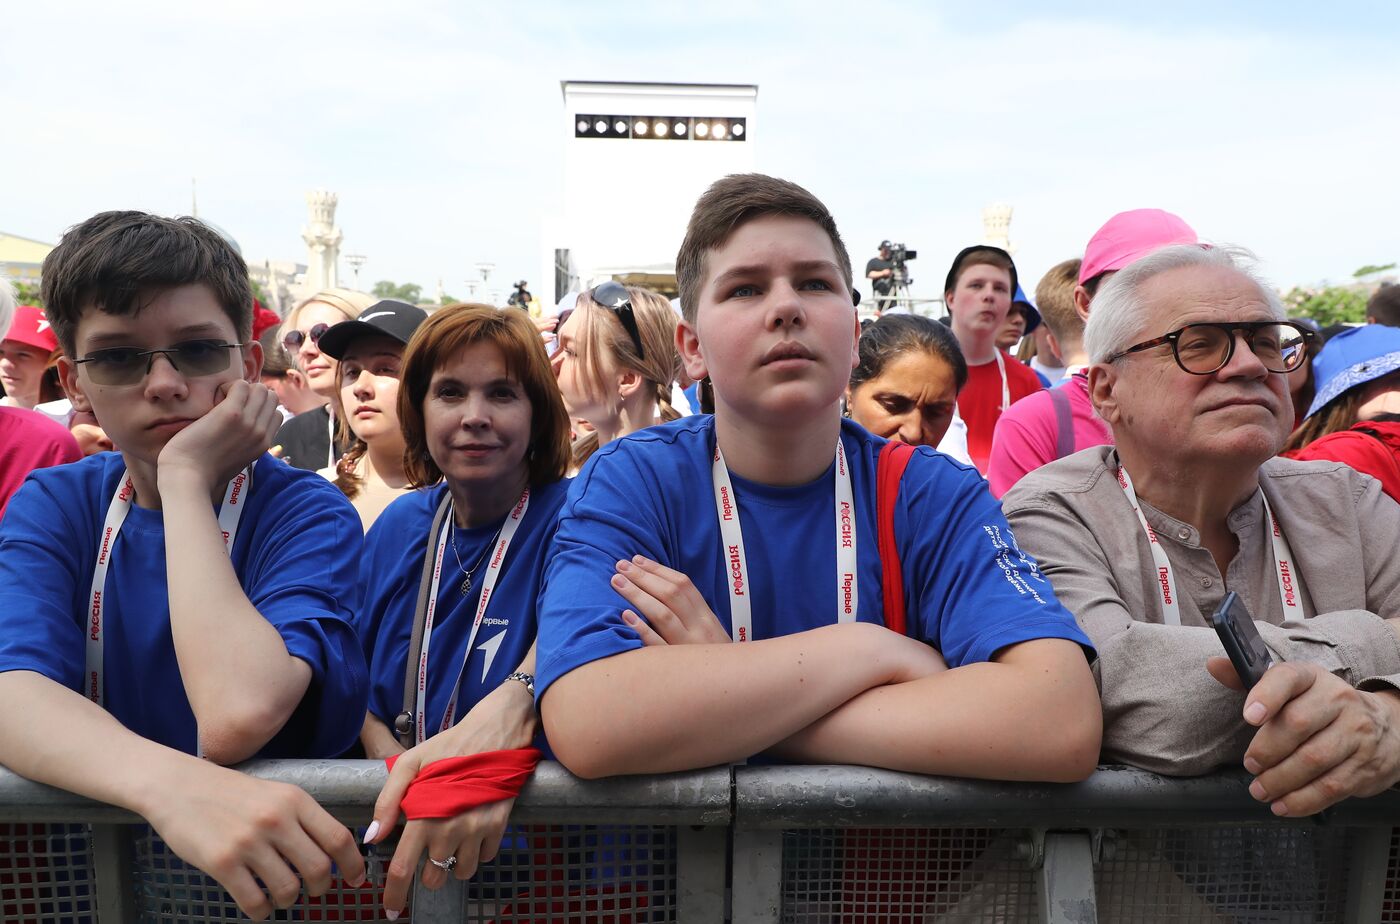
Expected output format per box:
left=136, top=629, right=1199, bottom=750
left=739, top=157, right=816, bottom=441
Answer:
left=589, top=281, right=645, bottom=361
left=73, top=340, right=244, bottom=386
left=282, top=322, right=331, bottom=351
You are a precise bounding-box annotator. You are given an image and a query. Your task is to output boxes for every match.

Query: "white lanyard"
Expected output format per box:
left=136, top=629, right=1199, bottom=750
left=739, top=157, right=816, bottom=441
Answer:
left=952, top=351, right=1011, bottom=423
left=325, top=411, right=336, bottom=469
left=1116, top=464, right=1302, bottom=626
left=414, top=489, right=530, bottom=745
left=86, top=466, right=253, bottom=743
left=711, top=437, right=858, bottom=644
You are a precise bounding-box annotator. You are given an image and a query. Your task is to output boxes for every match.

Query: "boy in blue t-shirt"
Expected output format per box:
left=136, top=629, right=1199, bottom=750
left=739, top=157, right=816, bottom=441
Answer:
left=537, top=174, right=1101, bottom=780
left=0, top=211, right=368, bottom=920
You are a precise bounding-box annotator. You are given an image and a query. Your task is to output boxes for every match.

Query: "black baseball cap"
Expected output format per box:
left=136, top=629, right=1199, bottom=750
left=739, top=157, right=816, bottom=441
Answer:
left=879, top=240, right=892, bottom=250
left=942, top=245, right=1019, bottom=300
left=317, top=300, right=428, bottom=359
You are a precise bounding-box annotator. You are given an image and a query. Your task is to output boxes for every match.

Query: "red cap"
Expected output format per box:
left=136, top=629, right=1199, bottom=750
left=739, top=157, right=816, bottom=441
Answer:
left=4, top=306, right=59, bottom=354
left=1079, top=209, right=1199, bottom=285
left=252, top=301, right=282, bottom=342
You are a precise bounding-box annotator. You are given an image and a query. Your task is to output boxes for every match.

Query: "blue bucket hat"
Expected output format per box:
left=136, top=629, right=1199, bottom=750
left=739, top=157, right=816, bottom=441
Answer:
left=1306, top=324, right=1400, bottom=418
left=1011, top=285, right=1042, bottom=336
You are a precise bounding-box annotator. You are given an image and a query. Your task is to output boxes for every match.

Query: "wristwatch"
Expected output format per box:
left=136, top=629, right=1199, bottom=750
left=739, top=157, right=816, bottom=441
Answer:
left=504, top=671, right=535, bottom=695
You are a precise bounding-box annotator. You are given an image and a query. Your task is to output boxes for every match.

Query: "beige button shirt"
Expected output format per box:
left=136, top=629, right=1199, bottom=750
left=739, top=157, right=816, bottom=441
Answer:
left=1003, top=446, right=1400, bottom=775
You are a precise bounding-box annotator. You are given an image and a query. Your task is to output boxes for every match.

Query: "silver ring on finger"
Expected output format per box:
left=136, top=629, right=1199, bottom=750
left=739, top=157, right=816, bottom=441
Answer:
left=428, top=855, right=458, bottom=872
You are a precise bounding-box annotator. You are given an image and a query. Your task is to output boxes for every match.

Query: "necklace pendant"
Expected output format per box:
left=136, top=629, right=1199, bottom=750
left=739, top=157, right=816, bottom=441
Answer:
left=460, top=575, right=472, bottom=596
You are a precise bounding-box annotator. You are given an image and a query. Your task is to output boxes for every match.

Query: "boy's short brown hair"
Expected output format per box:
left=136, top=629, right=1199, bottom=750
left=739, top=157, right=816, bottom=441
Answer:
left=1034, top=258, right=1084, bottom=344
left=943, top=246, right=1018, bottom=300
left=674, top=174, right=853, bottom=325
left=40, top=211, right=253, bottom=357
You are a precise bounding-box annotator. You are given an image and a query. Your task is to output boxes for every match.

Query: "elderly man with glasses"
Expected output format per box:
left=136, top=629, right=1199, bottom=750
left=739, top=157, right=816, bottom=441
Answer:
left=1003, top=244, right=1400, bottom=817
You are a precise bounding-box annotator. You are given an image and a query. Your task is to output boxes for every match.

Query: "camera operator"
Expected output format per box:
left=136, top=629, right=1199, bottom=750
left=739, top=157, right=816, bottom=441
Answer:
left=866, top=241, right=897, bottom=315
left=507, top=279, right=533, bottom=311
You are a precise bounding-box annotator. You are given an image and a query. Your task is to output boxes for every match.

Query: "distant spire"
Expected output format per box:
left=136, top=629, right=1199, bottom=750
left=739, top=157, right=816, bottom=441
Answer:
left=191, top=178, right=199, bottom=218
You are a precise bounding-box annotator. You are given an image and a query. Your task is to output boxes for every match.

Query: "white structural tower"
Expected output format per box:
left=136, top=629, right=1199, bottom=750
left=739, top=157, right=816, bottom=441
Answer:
left=982, top=204, right=1014, bottom=254
left=302, top=190, right=343, bottom=292
left=545, top=80, right=758, bottom=304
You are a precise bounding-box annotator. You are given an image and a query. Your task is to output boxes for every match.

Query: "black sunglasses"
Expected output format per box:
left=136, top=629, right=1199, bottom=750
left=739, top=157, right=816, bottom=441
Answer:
left=282, top=322, right=331, bottom=351
left=74, top=340, right=244, bottom=386
left=589, top=281, right=645, bottom=361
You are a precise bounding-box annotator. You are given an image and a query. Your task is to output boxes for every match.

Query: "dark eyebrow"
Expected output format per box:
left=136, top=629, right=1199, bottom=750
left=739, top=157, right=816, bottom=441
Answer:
left=84, top=323, right=231, bottom=349
left=432, top=375, right=518, bottom=389
left=711, top=260, right=844, bottom=290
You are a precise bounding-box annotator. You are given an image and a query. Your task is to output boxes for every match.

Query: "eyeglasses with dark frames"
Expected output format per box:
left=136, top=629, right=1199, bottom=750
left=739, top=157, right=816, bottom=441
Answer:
left=1105, top=321, right=1316, bottom=376
left=588, top=281, right=646, bottom=361
left=282, top=322, right=332, bottom=352
left=73, top=340, right=246, bottom=386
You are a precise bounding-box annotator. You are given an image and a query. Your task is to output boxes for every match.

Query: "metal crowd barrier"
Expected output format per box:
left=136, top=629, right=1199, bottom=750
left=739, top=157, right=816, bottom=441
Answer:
left=2, top=761, right=1400, bottom=923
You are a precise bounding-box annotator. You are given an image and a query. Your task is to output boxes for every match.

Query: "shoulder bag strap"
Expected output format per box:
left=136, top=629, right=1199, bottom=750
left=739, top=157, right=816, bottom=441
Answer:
left=877, top=441, right=916, bottom=637
left=1050, top=385, right=1074, bottom=461
left=399, top=491, right=454, bottom=748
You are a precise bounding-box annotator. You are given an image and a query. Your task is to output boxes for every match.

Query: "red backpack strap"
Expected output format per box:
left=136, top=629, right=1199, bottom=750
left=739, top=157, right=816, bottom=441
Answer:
left=877, top=441, right=916, bottom=636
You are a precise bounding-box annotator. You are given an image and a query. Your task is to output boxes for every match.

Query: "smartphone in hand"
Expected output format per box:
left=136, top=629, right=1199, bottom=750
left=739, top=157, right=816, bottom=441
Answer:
left=1209, top=591, right=1274, bottom=689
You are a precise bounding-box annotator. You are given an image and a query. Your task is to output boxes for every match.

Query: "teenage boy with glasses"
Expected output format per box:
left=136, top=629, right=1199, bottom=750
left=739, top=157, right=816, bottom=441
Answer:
left=0, top=211, right=370, bottom=921
left=535, top=174, right=1100, bottom=781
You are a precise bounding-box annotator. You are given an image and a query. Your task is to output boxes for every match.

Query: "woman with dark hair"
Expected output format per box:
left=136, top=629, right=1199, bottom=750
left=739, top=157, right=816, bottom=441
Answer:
left=846, top=313, right=968, bottom=451
left=1283, top=323, right=1400, bottom=500
left=355, top=304, right=574, bottom=917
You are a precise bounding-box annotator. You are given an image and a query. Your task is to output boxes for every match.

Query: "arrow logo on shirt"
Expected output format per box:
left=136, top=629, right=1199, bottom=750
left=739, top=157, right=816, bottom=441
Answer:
left=478, top=630, right=507, bottom=682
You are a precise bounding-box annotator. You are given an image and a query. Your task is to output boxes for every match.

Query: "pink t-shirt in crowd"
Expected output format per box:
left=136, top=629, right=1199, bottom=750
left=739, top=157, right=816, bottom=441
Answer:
left=988, top=373, right=1113, bottom=498
left=0, top=406, right=82, bottom=521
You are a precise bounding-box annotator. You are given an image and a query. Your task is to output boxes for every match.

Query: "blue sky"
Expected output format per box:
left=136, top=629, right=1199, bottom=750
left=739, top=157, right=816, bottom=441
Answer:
left=3, top=1, right=1396, bottom=304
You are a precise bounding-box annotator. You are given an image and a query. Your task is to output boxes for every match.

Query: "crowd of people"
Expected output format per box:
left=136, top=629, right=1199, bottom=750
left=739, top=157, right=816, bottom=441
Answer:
left=0, top=174, right=1398, bottom=920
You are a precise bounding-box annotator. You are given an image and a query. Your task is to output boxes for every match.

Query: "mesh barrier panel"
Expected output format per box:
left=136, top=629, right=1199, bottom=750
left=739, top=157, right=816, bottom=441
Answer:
left=129, top=823, right=675, bottom=923
left=1384, top=826, right=1400, bottom=923
left=468, top=824, right=678, bottom=923
left=782, top=828, right=1034, bottom=923
left=782, top=826, right=1356, bottom=924
left=0, top=823, right=96, bottom=924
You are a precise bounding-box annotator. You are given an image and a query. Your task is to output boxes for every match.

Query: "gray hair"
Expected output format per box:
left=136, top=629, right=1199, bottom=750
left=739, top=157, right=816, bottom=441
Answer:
left=0, top=277, right=14, bottom=337
left=1083, top=244, right=1286, bottom=363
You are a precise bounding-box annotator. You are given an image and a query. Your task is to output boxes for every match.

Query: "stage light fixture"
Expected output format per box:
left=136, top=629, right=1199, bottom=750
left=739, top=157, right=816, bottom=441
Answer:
left=694, top=122, right=709, bottom=137
left=576, top=118, right=589, bottom=133
left=674, top=120, right=688, bottom=135
left=732, top=122, right=745, bottom=137
left=655, top=121, right=669, bottom=137
left=635, top=120, right=648, bottom=135
left=614, top=119, right=628, bottom=134
left=594, top=119, right=608, bottom=133
left=712, top=121, right=728, bottom=139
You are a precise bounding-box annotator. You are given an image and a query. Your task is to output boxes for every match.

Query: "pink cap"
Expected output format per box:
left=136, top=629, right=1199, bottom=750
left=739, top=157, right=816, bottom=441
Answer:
left=1079, top=209, right=1199, bottom=285
left=3, top=306, right=58, bottom=354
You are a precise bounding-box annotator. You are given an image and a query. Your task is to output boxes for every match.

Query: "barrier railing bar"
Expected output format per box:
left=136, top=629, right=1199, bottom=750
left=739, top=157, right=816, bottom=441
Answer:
left=676, top=824, right=728, bottom=922
left=91, top=823, right=137, bottom=924
left=729, top=828, right=782, bottom=924
left=733, top=764, right=1400, bottom=829
left=0, top=761, right=733, bottom=826
left=1343, top=826, right=1393, bottom=924
left=1036, top=831, right=1098, bottom=924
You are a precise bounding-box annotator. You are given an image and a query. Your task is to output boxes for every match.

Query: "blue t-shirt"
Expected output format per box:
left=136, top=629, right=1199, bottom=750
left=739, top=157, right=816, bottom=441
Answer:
left=0, top=451, right=369, bottom=757
left=359, top=479, right=569, bottom=745
left=537, top=417, right=1092, bottom=699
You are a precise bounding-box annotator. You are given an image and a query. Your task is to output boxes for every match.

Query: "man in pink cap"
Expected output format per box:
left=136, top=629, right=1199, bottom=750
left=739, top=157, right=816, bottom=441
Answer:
left=988, top=209, right=1199, bottom=496
left=0, top=305, right=60, bottom=411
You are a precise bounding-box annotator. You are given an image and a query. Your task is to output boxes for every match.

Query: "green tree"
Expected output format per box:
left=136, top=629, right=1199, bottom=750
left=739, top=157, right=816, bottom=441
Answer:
left=12, top=281, right=42, bottom=307
left=439, top=293, right=458, bottom=306
left=371, top=280, right=422, bottom=303
left=1281, top=285, right=1368, bottom=326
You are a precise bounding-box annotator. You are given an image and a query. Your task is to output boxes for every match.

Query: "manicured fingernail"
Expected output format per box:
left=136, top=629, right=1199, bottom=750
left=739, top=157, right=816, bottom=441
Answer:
left=621, top=611, right=636, bottom=623
left=611, top=574, right=627, bottom=590
left=1249, top=780, right=1268, bottom=801
left=385, top=910, right=400, bottom=921
left=1243, top=757, right=1261, bottom=774
left=1271, top=801, right=1289, bottom=817
left=632, top=554, right=645, bottom=564
left=617, top=560, right=631, bottom=572
left=1244, top=703, right=1267, bottom=724
left=362, top=821, right=380, bottom=844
